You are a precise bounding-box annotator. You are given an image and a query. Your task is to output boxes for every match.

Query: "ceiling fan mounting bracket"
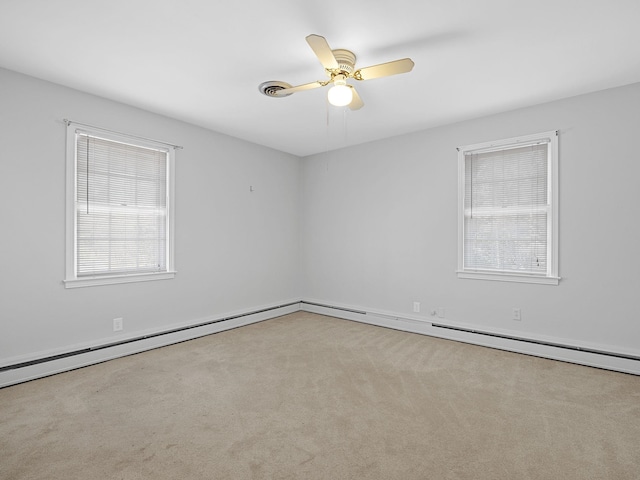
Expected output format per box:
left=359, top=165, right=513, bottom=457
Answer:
left=329, top=72, right=346, bottom=83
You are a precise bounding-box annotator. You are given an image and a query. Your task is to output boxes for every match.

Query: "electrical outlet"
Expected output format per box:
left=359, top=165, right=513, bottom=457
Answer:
left=113, top=317, right=123, bottom=331
left=512, top=308, right=522, bottom=321
left=413, top=302, right=421, bottom=313
left=437, top=307, right=445, bottom=318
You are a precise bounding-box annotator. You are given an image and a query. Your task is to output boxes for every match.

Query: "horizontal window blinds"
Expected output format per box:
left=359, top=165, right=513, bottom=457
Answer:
left=464, top=143, right=548, bottom=275
left=76, top=134, right=168, bottom=277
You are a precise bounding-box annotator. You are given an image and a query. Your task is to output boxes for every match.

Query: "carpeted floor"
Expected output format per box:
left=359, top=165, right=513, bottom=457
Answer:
left=1, top=311, right=639, bottom=479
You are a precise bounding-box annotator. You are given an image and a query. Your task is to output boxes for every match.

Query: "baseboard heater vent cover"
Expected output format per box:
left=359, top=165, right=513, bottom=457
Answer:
left=431, top=323, right=640, bottom=362
left=0, top=301, right=300, bottom=373
left=300, top=301, right=366, bottom=315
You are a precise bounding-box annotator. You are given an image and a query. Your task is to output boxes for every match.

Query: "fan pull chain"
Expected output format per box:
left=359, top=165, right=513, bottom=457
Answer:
left=325, top=97, right=330, bottom=171
left=343, top=107, right=348, bottom=146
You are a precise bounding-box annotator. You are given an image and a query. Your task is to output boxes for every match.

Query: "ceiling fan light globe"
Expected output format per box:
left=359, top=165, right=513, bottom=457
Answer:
left=328, top=84, right=353, bottom=107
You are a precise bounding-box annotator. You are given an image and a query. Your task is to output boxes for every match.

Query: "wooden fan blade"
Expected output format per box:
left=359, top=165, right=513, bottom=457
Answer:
left=306, top=34, right=339, bottom=70
left=354, top=58, right=415, bottom=81
left=348, top=86, right=364, bottom=110
left=273, top=81, right=325, bottom=97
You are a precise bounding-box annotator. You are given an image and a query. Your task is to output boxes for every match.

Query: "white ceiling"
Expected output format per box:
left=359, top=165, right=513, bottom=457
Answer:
left=1, top=0, right=640, bottom=157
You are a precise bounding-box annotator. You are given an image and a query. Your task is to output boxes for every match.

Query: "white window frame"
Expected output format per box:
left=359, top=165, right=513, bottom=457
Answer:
left=456, top=130, right=559, bottom=285
left=64, top=122, right=176, bottom=288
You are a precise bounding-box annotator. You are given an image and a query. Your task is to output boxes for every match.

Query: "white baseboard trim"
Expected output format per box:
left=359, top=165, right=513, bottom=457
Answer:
left=300, top=299, right=640, bottom=376
left=4, top=298, right=637, bottom=388
left=0, top=301, right=301, bottom=388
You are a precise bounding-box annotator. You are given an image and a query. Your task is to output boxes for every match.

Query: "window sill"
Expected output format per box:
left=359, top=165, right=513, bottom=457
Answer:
left=64, top=271, right=176, bottom=289
left=456, top=270, right=560, bottom=285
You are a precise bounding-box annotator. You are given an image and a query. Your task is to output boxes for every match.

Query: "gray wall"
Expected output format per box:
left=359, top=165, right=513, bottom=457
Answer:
left=300, top=82, right=640, bottom=354
left=0, top=68, right=301, bottom=363
left=2, top=64, right=639, bottom=365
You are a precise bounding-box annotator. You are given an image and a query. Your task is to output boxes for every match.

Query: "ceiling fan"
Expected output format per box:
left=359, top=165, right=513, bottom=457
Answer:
left=259, top=34, right=415, bottom=110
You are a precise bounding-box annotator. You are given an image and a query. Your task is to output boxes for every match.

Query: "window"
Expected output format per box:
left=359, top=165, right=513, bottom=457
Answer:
left=457, top=131, right=559, bottom=285
left=65, top=122, right=176, bottom=288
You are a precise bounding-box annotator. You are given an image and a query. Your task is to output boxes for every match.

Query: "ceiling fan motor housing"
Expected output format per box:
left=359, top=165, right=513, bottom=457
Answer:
left=331, top=49, right=356, bottom=75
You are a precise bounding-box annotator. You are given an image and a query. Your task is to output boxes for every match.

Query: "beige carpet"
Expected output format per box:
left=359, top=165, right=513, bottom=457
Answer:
left=1, top=311, right=639, bottom=479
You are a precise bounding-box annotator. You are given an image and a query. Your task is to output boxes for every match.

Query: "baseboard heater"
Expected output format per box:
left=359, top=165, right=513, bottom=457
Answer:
left=432, top=323, right=640, bottom=362
left=0, top=301, right=300, bottom=373
left=300, top=300, right=366, bottom=315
